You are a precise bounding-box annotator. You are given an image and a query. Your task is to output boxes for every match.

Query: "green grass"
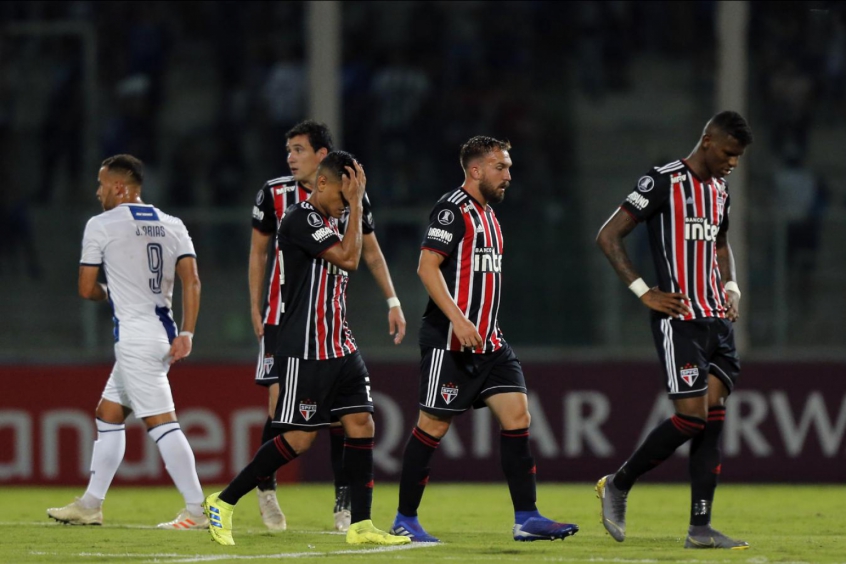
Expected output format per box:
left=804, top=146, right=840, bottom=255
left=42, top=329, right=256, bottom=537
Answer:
left=3, top=483, right=845, bottom=563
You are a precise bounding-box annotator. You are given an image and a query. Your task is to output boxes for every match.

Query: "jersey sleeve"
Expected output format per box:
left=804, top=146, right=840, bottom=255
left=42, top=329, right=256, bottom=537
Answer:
left=619, top=171, right=671, bottom=222
left=80, top=217, right=106, bottom=266
left=280, top=208, right=342, bottom=258
left=420, top=200, right=465, bottom=257
left=251, top=184, right=276, bottom=234
left=175, top=220, right=197, bottom=261
left=361, top=192, right=375, bottom=234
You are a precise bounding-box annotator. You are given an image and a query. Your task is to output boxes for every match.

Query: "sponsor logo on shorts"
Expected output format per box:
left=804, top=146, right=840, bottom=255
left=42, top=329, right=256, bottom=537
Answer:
left=263, top=355, right=274, bottom=376
left=299, top=399, right=317, bottom=421
left=427, top=227, right=453, bottom=245
left=441, top=382, right=459, bottom=405
left=626, top=191, right=650, bottom=210
left=680, top=364, right=699, bottom=387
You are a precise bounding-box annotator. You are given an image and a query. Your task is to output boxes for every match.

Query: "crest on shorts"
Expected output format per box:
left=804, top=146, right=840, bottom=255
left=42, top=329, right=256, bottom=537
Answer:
left=441, top=382, right=459, bottom=405
left=679, top=364, right=699, bottom=387
left=299, top=399, right=317, bottom=421
left=263, top=354, right=274, bottom=376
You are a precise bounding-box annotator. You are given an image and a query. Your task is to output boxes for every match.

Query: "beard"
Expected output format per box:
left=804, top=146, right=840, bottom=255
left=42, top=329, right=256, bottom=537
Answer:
left=479, top=177, right=508, bottom=204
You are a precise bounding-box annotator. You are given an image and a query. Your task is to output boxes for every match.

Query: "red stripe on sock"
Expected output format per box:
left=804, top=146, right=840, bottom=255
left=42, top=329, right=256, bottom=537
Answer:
left=529, top=465, right=537, bottom=475
left=273, top=435, right=296, bottom=461
left=712, top=464, right=722, bottom=475
left=501, top=430, right=530, bottom=438
left=344, top=442, right=374, bottom=450
left=366, top=480, right=375, bottom=489
left=671, top=415, right=705, bottom=436
left=419, top=476, right=430, bottom=486
left=412, top=427, right=440, bottom=449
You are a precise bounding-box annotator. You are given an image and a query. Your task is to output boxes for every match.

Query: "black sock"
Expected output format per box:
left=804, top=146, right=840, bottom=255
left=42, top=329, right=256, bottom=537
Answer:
left=500, top=428, right=538, bottom=512
left=220, top=434, right=298, bottom=505
left=397, top=427, right=441, bottom=517
left=689, top=406, right=725, bottom=526
left=257, top=417, right=280, bottom=491
left=344, top=437, right=374, bottom=524
left=330, top=426, right=348, bottom=499
left=614, top=413, right=705, bottom=491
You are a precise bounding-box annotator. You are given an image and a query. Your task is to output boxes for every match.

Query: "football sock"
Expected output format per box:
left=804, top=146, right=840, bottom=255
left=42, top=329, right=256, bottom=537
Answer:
left=689, top=406, right=726, bottom=526
left=330, top=426, right=349, bottom=497
left=256, top=417, right=279, bottom=492
left=500, top=428, right=538, bottom=513
left=613, top=413, right=705, bottom=491
left=220, top=434, right=299, bottom=505
left=149, top=422, right=204, bottom=515
left=397, top=426, right=441, bottom=517
left=81, top=419, right=126, bottom=508
left=344, top=437, right=375, bottom=524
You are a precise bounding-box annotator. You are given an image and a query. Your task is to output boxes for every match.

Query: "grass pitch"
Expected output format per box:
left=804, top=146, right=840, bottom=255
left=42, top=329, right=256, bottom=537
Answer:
left=2, top=483, right=845, bottom=563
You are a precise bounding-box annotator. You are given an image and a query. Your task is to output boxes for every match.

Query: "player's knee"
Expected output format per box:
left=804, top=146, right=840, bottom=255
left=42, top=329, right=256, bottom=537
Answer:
left=341, top=412, right=375, bottom=437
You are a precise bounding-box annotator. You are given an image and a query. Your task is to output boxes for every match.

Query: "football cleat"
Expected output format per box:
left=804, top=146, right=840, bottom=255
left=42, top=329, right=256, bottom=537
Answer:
left=257, top=490, right=287, bottom=531
left=203, top=492, right=235, bottom=546
left=333, top=485, right=351, bottom=532
left=346, top=520, right=412, bottom=545
left=157, top=508, right=209, bottom=529
left=513, top=516, right=579, bottom=541
left=596, top=474, right=628, bottom=542
left=685, top=526, right=750, bottom=549
left=47, top=498, right=103, bottom=526
left=390, top=514, right=440, bottom=542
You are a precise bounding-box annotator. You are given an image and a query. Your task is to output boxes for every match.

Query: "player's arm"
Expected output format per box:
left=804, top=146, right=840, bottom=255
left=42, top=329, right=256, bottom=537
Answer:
left=78, top=265, right=107, bottom=301
left=716, top=230, right=740, bottom=321
left=596, top=209, right=691, bottom=318
left=249, top=228, right=272, bottom=339
left=169, top=256, right=201, bottom=365
left=321, top=163, right=366, bottom=271
left=417, top=249, right=482, bottom=349
left=362, top=233, right=406, bottom=345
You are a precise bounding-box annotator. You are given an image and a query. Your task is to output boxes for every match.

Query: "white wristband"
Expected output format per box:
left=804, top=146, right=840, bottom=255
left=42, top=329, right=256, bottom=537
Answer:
left=724, top=281, right=741, bottom=299
left=179, top=331, right=194, bottom=340
left=387, top=297, right=401, bottom=309
left=628, top=278, right=650, bottom=298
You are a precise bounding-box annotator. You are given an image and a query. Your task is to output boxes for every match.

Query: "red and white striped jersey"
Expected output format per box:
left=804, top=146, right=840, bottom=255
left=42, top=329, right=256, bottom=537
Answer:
left=419, top=188, right=505, bottom=352
left=619, top=159, right=731, bottom=320
left=274, top=202, right=357, bottom=360
left=252, top=176, right=375, bottom=326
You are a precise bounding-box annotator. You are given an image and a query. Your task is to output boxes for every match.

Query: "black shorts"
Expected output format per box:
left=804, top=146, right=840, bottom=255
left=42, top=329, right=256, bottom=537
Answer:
left=650, top=316, right=741, bottom=399
left=272, top=351, right=374, bottom=430
left=419, top=344, right=526, bottom=416
left=254, top=324, right=279, bottom=387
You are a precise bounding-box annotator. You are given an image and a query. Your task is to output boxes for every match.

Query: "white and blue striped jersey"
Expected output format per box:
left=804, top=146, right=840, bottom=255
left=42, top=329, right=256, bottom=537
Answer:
left=80, top=203, right=196, bottom=343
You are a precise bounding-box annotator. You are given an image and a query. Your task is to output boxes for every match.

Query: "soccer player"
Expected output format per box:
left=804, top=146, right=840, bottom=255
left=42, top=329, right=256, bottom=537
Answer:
left=595, top=111, right=753, bottom=549
left=250, top=120, right=406, bottom=531
left=47, top=154, right=206, bottom=529
left=204, top=152, right=409, bottom=547
left=389, top=136, right=579, bottom=543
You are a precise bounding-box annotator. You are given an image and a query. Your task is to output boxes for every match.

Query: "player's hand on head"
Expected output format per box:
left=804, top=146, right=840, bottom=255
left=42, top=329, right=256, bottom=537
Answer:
left=341, top=163, right=365, bottom=204
left=641, top=288, right=692, bottom=319
left=167, top=334, right=193, bottom=365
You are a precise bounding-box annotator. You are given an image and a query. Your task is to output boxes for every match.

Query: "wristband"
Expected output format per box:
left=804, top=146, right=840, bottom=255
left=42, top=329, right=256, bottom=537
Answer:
left=724, top=281, right=741, bottom=299
left=387, top=297, right=401, bottom=309
left=179, top=331, right=194, bottom=340
left=628, top=278, right=650, bottom=298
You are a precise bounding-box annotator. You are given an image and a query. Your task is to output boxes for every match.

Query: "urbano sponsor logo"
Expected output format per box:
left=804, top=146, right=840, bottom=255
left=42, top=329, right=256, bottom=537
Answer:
left=626, top=191, right=650, bottom=211
left=427, top=227, right=453, bottom=244
left=685, top=217, right=719, bottom=242
left=252, top=206, right=264, bottom=221
left=312, top=227, right=335, bottom=243
left=474, top=247, right=502, bottom=272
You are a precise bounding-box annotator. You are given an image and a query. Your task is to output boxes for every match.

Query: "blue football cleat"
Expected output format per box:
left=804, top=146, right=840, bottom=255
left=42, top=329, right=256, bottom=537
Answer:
left=390, top=513, right=440, bottom=542
left=513, top=516, right=579, bottom=541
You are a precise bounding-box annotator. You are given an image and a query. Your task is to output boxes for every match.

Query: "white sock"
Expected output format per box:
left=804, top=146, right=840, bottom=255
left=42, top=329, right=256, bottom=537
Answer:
left=81, top=420, right=126, bottom=508
left=148, top=422, right=204, bottom=515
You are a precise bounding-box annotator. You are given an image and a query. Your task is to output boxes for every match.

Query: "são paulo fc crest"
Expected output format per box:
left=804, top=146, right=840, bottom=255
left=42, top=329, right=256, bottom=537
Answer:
left=263, top=354, right=274, bottom=376
left=299, top=399, right=317, bottom=421
left=679, top=364, right=699, bottom=387
left=441, top=382, right=459, bottom=405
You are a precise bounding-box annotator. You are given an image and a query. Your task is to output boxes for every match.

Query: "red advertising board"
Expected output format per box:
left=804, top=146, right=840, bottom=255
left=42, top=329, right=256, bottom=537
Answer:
left=1, top=361, right=845, bottom=485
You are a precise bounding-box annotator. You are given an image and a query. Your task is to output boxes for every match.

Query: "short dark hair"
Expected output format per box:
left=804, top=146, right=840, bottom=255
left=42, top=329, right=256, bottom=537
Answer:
left=101, top=154, right=144, bottom=185
left=317, top=150, right=356, bottom=181
left=460, top=136, right=511, bottom=170
left=286, top=120, right=334, bottom=152
left=709, top=111, right=753, bottom=146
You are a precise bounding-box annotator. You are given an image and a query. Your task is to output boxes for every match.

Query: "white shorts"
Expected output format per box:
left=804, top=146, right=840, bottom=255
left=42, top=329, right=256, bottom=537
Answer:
left=102, top=340, right=175, bottom=418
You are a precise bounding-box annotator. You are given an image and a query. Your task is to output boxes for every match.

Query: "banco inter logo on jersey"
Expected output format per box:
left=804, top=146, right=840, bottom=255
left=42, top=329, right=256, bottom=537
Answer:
left=474, top=248, right=502, bottom=272
left=685, top=217, right=719, bottom=242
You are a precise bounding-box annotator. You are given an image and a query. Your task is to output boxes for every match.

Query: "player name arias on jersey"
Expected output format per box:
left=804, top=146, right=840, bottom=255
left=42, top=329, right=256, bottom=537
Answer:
left=621, top=160, right=731, bottom=320
left=420, top=188, right=505, bottom=353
